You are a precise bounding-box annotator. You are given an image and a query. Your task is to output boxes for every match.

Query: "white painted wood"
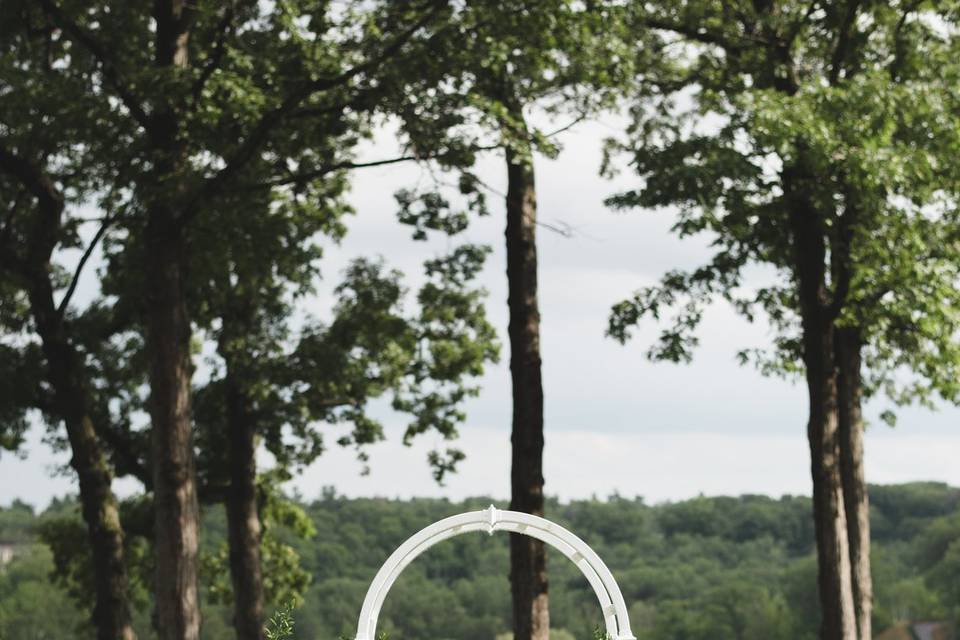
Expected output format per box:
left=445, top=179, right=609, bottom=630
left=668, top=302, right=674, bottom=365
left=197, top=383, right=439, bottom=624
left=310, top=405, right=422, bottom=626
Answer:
left=354, top=505, right=635, bottom=640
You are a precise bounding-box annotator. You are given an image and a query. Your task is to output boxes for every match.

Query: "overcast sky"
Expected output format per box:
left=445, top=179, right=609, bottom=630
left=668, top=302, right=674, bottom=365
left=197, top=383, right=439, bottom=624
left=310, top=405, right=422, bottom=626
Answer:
left=2, top=118, right=959, bottom=510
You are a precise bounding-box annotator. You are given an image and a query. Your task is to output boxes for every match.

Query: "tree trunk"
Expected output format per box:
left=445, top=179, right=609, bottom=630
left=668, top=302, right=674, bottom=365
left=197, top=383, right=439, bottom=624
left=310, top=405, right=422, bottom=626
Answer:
left=29, top=277, right=138, bottom=640
left=224, top=363, right=266, bottom=640
left=785, top=164, right=857, bottom=640
left=804, top=329, right=856, bottom=640
left=147, top=4, right=201, bottom=639
left=145, top=208, right=201, bottom=640
left=0, top=144, right=137, bottom=640
left=837, top=326, right=871, bottom=640
left=503, top=103, right=549, bottom=640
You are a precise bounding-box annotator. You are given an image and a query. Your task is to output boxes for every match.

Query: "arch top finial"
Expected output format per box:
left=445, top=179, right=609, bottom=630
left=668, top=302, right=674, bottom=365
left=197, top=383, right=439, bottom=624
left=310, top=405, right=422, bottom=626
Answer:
left=486, top=504, right=499, bottom=534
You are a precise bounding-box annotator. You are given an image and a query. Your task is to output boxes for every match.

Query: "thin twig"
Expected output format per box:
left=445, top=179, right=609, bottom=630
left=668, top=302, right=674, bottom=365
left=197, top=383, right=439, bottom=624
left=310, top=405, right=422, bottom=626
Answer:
left=249, top=144, right=500, bottom=190
left=542, top=113, right=588, bottom=138
left=57, top=213, right=116, bottom=317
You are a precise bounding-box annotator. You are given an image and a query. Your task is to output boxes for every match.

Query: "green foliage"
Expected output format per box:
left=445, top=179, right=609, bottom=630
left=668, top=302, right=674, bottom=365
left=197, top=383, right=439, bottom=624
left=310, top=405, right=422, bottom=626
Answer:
left=271, top=246, right=500, bottom=480
left=379, top=0, right=632, bottom=238
left=0, top=344, right=41, bottom=452
left=3, top=7, right=500, bottom=639
left=0, top=500, right=35, bottom=544
left=0, top=544, right=93, bottom=639
left=7, top=484, right=957, bottom=640
left=1, top=0, right=491, bottom=486
left=396, top=245, right=500, bottom=480
left=202, top=480, right=316, bottom=610
left=914, top=511, right=960, bottom=624
left=606, top=0, right=960, bottom=410
left=395, top=189, right=473, bottom=240
left=264, top=603, right=297, bottom=640
left=31, top=497, right=153, bottom=623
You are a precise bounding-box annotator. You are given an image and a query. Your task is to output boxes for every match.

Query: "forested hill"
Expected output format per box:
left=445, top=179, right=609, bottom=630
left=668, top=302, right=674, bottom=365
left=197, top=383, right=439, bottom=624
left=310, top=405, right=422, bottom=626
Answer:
left=2, top=483, right=958, bottom=640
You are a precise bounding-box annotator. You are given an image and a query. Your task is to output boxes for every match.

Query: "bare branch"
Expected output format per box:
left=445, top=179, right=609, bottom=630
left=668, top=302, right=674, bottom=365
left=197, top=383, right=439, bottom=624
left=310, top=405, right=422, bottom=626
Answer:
left=537, top=219, right=576, bottom=238
left=249, top=155, right=423, bottom=189
left=247, top=144, right=500, bottom=190
left=542, top=114, right=587, bottom=139
left=57, top=213, right=116, bottom=317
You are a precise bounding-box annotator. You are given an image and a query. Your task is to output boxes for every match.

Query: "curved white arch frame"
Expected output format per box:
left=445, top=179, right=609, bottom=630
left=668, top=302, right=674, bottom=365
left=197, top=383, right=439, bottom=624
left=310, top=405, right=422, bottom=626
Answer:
left=355, top=506, right=635, bottom=640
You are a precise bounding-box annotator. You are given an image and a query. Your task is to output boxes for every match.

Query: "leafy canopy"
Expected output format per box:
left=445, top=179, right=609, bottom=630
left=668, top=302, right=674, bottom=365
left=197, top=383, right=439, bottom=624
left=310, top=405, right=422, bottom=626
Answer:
left=607, top=0, right=960, bottom=410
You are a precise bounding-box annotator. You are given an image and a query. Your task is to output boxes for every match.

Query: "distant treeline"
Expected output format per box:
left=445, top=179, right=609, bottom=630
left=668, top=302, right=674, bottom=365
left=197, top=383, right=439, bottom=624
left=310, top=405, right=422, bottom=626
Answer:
left=1, top=482, right=958, bottom=640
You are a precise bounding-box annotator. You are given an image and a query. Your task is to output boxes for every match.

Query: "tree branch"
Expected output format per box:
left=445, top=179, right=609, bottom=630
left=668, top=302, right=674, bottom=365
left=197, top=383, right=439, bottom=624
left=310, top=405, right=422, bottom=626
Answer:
left=828, top=188, right=858, bottom=319
left=99, top=423, right=152, bottom=488
left=37, top=0, right=154, bottom=136
left=784, top=0, right=821, bottom=48
left=0, top=142, right=64, bottom=266
left=184, top=2, right=447, bottom=218
left=248, top=144, right=500, bottom=190
left=542, top=114, right=588, bottom=138
left=0, top=144, right=62, bottom=215
left=828, top=0, right=862, bottom=85
left=189, top=3, right=236, bottom=108
left=250, top=155, right=423, bottom=189
left=57, top=214, right=116, bottom=318
left=537, top=219, right=576, bottom=238
left=890, top=0, right=924, bottom=80
left=0, top=188, right=27, bottom=249
left=642, top=17, right=747, bottom=52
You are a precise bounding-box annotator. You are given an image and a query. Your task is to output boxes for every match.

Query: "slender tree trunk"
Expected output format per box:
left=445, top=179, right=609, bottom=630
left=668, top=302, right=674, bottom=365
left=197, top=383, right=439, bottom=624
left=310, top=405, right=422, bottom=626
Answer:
left=0, top=145, right=137, bottom=640
left=29, top=277, right=138, bottom=640
left=503, top=103, right=549, bottom=640
left=145, top=208, right=201, bottom=640
left=147, top=4, right=201, bottom=639
left=804, top=329, right=855, bottom=640
left=224, top=361, right=266, bottom=640
left=786, top=164, right=857, bottom=640
left=837, top=326, right=871, bottom=640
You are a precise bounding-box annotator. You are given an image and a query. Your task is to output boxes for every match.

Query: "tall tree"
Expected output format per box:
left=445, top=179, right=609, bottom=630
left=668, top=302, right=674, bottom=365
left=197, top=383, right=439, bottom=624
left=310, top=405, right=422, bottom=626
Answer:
left=607, top=3, right=960, bottom=639
left=28, top=2, right=456, bottom=637
left=0, top=150, right=138, bottom=640
left=381, top=3, right=628, bottom=637
left=0, top=6, right=139, bottom=637
left=186, top=174, right=498, bottom=639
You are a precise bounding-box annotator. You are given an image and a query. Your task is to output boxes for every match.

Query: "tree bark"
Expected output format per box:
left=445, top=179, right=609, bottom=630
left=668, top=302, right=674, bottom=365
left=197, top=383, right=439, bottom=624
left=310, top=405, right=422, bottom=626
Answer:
left=503, top=103, right=549, bottom=640
left=837, top=326, right=871, bottom=640
left=145, top=208, right=201, bottom=640
left=146, top=3, right=201, bottom=639
left=785, top=164, right=857, bottom=640
left=224, top=359, right=266, bottom=640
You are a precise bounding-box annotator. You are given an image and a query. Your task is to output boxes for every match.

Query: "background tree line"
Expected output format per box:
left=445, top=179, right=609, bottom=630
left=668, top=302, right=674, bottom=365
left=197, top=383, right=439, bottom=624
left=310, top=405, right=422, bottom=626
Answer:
left=2, top=483, right=959, bottom=640
left=2, top=1, right=960, bottom=640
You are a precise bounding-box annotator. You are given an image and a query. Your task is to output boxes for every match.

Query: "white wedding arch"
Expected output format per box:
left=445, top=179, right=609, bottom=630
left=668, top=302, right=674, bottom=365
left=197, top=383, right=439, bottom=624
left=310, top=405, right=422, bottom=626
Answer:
left=354, top=505, right=635, bottom=640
